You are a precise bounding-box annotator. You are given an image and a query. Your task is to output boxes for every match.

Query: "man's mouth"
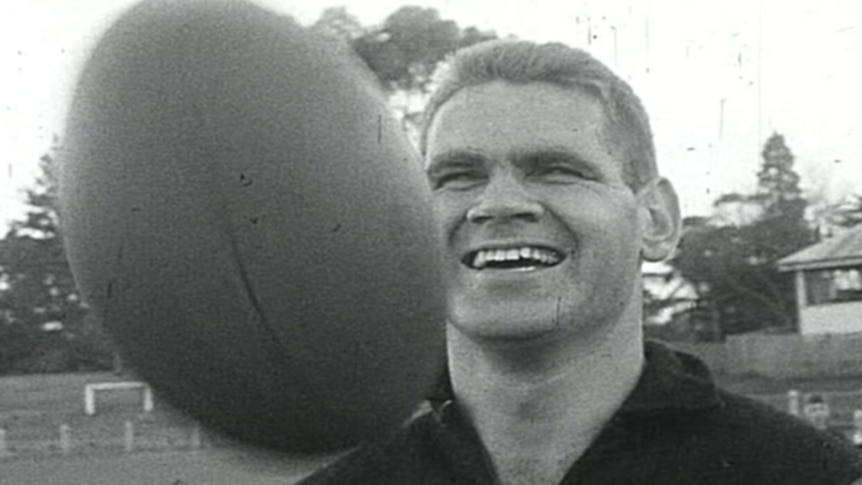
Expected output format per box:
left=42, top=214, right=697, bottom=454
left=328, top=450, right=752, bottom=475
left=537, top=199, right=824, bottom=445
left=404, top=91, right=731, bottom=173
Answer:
left=462, top=246, right=565, bottom=270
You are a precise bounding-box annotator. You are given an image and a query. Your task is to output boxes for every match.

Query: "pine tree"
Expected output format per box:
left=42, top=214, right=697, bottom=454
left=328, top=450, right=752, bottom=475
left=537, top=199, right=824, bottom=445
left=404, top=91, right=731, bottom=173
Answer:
left=757, top=133, right=803, bottom=209
left=0, top=148, right=113, bottom=373
left=751, top=133, right=814, bottom=263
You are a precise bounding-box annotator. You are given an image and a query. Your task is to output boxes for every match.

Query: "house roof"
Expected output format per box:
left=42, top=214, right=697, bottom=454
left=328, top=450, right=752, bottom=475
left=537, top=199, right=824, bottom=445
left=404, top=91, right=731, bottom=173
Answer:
left=777, top=224, right=862, bottom=271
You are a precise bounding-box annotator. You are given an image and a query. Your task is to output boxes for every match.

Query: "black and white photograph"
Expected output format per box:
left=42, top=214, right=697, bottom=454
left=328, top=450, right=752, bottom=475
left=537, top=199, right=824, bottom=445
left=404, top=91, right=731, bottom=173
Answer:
left=1, top=1, right=861, bottom=483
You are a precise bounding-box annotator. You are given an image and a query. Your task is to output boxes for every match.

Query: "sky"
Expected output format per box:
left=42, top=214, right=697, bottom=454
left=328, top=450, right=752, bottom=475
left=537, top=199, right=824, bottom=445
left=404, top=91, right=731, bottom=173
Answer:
left=1, top=0, right=860, bottom=227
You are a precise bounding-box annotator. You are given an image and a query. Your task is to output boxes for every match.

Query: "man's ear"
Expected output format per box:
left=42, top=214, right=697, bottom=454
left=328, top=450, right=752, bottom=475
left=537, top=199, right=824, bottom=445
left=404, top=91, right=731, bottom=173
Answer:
left=637, top=177, right=681, bottom=262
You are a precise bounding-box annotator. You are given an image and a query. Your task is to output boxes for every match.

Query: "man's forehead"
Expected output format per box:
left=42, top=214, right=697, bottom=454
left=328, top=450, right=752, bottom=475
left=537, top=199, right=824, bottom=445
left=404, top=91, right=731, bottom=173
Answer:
left=436, top=80, right=599, bottom=112
left=424, top=81, right=610, bottom=165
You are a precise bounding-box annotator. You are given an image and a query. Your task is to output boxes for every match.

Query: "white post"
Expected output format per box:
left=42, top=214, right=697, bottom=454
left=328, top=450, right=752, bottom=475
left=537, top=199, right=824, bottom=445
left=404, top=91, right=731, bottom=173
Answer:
left=787, top=389, right=801, bottom=417
left=124, top=421, right=135, bottom=453
left=142, top=386, right=154, bottom=413
left=59, top=424, right=71, bottom=454
left=794, top=271, right=806, bottom=332
left=84, top=385, right=96, bottom=415
left=189, top=424, right=202, bottom=450
left=0, top=427, right=9, bottom=457
left=852, top=409, right=862, bottom=447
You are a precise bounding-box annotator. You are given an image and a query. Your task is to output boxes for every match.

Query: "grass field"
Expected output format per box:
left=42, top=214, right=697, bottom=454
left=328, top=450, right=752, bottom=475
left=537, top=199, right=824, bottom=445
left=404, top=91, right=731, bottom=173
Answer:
left=0, top=372, right=198, bottom=457
left=1, top=449, right=330, bottom=485
left=0, top=372, right=340, bottom=484
left=1, top=370, right=860, bottom=484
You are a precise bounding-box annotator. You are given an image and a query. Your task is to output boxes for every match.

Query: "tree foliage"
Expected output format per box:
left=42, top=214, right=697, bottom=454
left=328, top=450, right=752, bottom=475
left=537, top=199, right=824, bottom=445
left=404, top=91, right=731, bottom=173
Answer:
left=669, top=133, right=817, bottom=339
left=351, top=6, right=496, bottom=93
left=815, top=194, right=862, bottom=235
left=317, top=6, right=497, bottom=139
left=0, top=149, right=113, bottom=374
left=313, top=6, right=364, bottom=40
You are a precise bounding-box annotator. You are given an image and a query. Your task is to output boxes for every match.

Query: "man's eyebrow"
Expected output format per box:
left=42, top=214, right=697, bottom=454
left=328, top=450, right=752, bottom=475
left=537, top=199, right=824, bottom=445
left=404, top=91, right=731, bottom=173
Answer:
left=510, top=146, right=588, bottom=165
left=512, top=146, right=614, bottom=178
left=426, top=149, right=486, bottom=171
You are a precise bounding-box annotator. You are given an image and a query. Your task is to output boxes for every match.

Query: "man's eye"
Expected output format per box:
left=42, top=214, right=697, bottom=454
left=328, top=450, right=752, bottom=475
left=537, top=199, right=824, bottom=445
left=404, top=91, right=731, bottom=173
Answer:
left=532, top=165, right=590, bottom=181
left=434, top=171, right=484, bottom=189
left=543, top=167, right=575, bottom=175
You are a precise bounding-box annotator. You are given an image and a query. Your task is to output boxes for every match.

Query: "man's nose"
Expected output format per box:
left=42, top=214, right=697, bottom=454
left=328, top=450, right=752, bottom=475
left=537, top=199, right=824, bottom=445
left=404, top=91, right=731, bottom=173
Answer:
left=466, top=172, right=544, bottom=223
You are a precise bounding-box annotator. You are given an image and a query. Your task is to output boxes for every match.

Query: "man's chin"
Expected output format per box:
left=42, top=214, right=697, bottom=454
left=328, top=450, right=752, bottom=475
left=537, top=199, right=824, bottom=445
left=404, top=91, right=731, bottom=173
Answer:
left=446, top=312, right=568, bottom=344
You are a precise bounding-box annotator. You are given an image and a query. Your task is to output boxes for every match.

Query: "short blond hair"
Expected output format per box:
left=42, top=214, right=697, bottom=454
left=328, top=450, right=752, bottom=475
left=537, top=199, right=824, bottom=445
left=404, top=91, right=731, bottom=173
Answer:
left=421, top=40, right=657, bottom=190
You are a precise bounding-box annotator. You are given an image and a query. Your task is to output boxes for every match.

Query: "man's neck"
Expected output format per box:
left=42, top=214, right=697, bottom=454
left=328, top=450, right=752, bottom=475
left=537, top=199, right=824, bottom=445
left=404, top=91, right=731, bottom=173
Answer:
left=447, top=319, right=645, bottom=485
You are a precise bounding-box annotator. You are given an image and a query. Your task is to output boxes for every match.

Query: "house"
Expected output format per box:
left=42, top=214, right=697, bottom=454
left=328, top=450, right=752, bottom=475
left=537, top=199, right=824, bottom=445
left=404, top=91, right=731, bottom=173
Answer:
left=777, top=224, right=862, bottom=335
left=641, top=261, right=697, bottom=326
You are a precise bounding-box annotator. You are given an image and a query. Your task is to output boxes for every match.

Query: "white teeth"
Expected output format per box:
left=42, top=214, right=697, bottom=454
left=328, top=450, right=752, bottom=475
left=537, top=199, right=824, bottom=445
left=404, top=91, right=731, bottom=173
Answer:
left=531, top=248, right=544, bottom=263
left=474, top=251, right=487, bottom=268
left=469, top=246, right=562, bottom=269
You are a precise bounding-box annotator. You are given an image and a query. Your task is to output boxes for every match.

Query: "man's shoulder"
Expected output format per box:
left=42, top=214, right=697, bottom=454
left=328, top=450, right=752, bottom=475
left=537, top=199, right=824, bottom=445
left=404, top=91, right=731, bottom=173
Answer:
left=628, top=343, right=862, bottom=483
left=706, top=388, right=861, bottom=464
left=665, top=376, right=862, bottom=482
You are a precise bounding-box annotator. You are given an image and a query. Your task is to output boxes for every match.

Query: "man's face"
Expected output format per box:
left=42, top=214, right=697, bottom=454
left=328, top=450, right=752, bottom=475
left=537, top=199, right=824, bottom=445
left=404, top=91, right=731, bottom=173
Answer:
left=424, top=80, right=647, bottom=342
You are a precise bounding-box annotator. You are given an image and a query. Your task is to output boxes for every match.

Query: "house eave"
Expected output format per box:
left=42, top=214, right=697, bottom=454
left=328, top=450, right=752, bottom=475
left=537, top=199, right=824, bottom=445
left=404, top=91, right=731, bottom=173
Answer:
left=777, top=255, right=862, bottom=272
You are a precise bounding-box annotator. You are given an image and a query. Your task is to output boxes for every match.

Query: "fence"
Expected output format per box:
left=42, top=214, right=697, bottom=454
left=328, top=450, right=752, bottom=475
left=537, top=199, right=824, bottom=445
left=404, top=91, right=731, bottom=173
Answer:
left=0, top=415, right=220, bottom=459
left=750, top=388, right=862, bottom=441
left=671, top=332, right=862, bottom=379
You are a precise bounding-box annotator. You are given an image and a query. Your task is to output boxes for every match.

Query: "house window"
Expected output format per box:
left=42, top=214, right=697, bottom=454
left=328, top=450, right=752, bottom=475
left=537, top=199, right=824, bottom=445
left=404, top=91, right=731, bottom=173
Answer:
left=805, top=266, right=862, bottom=305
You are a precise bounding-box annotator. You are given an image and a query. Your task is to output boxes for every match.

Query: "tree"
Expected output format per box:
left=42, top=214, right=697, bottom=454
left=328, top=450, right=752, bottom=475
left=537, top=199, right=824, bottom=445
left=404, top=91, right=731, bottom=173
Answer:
left=757, top=134, right=803, bottom=210
left=669, top=133, right=816, bottom=339
left=0, top=147, right=113, bottom=374
left=751, top=134, right=813, bottom=260
left=672, top=219, right=798, bottom=337
left=312, top=6, right=364, bottom=40
left=813, top=194, right=862, bottom=236
left=354, top=7, right=459, bottom=92
left=328, top=6, right=497, bottom=139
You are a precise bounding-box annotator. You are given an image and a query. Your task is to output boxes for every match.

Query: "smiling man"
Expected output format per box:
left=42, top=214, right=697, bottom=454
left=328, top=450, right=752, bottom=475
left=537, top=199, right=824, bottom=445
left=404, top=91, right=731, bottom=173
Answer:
left=301, top=40, right=862, bottom=485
